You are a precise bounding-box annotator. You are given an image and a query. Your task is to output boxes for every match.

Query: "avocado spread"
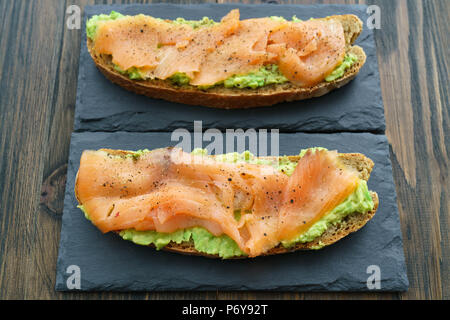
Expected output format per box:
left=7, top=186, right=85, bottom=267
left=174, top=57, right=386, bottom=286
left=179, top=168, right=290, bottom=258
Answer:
left=77, top=204, right=91, bottom=221
left=86, top=11, right=125, bottom=40
left=270, top=15, right=302, bottom=22
left=325, top=53, right=358, bottom=82
left=223, top=65, right=288, bottom=89
left=86, top=12, right=358, bottom=89
left=172, top=16, right=218, bottom=28
left=120, top=227, right=245, bottom=259
left=78, top=148, right=374, bottom=257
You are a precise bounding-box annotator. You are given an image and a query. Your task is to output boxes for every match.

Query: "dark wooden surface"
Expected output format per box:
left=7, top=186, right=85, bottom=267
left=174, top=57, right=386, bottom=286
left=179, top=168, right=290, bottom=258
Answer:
left=0, top=0, right=448, bottom=300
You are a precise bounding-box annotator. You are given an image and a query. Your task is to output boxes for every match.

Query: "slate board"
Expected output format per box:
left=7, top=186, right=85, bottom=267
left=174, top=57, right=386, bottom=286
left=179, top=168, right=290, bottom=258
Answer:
left=55, top=132, right=408, bottom=291
left=74, top=3, right=385, bottom=133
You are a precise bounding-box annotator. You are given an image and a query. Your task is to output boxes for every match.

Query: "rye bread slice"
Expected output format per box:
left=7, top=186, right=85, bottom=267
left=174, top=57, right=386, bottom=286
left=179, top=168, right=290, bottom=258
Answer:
left=87, top=14, right=366, bottom=109
left=105, top=152, right=378, bottom=258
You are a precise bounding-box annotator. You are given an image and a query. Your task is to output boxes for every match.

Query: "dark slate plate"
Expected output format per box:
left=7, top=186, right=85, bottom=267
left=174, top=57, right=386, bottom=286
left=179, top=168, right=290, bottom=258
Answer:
left=74, top=3, right=385, bottom=133
left=55, top=132, right=408, bottom=291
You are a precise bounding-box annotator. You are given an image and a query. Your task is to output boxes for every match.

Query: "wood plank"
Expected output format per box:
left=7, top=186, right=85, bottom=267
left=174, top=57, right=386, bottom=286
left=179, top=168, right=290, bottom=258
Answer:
left=0, top=0, right=70, bottom=299
left=377, top=0, right=448, bottom=300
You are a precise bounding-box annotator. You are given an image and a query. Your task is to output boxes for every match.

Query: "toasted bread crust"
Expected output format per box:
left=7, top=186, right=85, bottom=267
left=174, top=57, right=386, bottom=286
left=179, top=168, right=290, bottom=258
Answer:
left=87, top=14, right=366, bottom=109
left=106, top=151, right=378, bottom=258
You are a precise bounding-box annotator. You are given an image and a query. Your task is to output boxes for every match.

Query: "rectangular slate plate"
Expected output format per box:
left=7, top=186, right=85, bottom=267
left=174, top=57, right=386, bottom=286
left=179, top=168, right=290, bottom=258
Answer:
left=74, top=3, right=385, bottom=133
left=55, top=132, right=408, bottom=291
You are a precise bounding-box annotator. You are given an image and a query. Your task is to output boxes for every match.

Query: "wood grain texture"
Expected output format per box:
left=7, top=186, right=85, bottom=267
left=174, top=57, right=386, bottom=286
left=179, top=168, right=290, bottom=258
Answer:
left=0, top=0, right=448, bottom=300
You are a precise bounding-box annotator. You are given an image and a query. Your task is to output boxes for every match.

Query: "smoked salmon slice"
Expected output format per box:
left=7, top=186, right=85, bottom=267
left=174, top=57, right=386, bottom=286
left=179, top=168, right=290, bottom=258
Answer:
left=91, top=9, right=346, bottom=87
left=75, top=148, right=360, bottom=257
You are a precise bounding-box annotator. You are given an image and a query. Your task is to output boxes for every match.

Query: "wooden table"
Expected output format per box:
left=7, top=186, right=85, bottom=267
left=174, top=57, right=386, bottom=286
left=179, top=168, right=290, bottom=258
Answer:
left=0, top=0, right=448, bottom=300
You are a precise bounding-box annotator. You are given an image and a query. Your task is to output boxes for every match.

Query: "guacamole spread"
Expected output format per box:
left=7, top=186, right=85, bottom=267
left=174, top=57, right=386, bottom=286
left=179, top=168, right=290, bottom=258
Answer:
left=223, top=65, right=288, bottom=89
left=120, top=227, right=246, bottom=259
left=78, top=148, right=374, bottom=257
left=172, top=16, right=218, bottom=28
left=86, top=11, right=125, bottom=40
left=325, top=53, right=358, bottom=82
left=281, top=180, right=373, bottom=249
left=86, top=12, right=358, bottom=89
left=77, top=204, right=91, bottom=221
